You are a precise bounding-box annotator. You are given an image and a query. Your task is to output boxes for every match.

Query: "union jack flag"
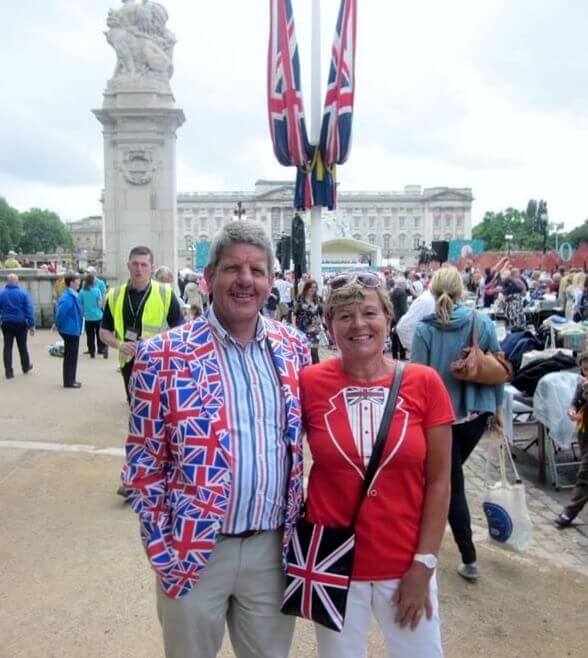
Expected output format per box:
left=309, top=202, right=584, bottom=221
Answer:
left=281, top=520, right=355, bottom=632
left=320, top=0, right=357, bottom=167
left=267, top=0, right=312, bottom=168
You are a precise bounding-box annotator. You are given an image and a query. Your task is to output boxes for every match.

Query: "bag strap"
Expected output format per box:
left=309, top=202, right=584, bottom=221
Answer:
left=484, top=425, right=522, bottom=487
left=470, top=310, right=480, bottom=348
left=349, top=361, right=405, bottom=528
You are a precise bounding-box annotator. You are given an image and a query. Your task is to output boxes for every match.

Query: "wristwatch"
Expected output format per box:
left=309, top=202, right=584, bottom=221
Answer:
left=413, top=553, right=438, bottom=569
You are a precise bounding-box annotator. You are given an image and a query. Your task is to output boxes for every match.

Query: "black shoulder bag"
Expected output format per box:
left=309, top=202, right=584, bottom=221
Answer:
left=281, top=361, right=405, bottom=632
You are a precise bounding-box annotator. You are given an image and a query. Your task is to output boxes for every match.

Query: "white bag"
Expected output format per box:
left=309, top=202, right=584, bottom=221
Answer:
left=482, top=427, right=532, bottom=552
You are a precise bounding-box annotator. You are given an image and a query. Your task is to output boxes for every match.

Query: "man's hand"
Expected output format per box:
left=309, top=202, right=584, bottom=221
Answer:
left=568, top=407, right=579, bottom=421
left=29, top=328, right=35, bottom=336
left=392, top=563, right=433, bottom=630
left=119, top=341, right=137, bottom=358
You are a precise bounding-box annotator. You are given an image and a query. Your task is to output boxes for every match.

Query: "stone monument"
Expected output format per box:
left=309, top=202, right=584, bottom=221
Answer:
left=93, top=0, right=185, bottom=282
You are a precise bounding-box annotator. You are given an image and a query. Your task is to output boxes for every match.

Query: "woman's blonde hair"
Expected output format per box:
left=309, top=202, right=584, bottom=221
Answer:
left=324, top=281, right=392, bottom=322
left=572, top=272, right=586, bottom=289
left=430, top=266, right=465, bottom=324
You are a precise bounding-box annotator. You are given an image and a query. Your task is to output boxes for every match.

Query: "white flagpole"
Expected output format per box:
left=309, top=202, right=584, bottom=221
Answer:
left=310, top=0, right=322, bottom=283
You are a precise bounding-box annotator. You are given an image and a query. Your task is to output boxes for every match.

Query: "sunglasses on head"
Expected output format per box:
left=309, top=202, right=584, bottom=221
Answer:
left=329, top=271, right=381, bottom=290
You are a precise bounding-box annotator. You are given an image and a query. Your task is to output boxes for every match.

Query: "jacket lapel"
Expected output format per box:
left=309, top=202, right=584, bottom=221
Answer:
left=265, top=322, right=301, bottom=446
left=324, top=389, right=365, bottom=479
left=184, top=319, right=233, bottom=465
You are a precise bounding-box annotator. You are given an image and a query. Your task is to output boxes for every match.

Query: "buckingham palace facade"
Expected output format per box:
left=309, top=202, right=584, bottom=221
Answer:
left=176, top=180, right=473, bottom=268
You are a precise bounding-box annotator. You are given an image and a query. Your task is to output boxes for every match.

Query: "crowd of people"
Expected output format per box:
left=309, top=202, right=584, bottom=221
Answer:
left=2, top=231, right=587, bottom=658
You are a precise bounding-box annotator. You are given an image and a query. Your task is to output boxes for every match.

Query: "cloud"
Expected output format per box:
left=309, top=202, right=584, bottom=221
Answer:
left=0, top=0, right=587, bottom=229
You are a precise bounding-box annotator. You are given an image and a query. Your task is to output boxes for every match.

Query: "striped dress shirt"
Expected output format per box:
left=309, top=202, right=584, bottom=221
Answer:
left=208, top=306, right=289, bottom=534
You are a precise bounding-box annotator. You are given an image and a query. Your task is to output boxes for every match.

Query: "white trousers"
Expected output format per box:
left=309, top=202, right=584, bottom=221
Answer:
left=315, top=576, right=443, bottom=658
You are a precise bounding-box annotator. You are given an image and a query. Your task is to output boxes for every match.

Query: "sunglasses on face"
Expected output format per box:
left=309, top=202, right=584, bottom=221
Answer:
left=329, top=271, right=381, bottom=290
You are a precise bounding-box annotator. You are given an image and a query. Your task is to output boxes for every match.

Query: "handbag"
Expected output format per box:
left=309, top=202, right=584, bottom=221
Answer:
left=280, top=362, right=405, bottom=632
left=450, top=311, right=513, bottom=385
left=482, top=423, right=532, bottom=552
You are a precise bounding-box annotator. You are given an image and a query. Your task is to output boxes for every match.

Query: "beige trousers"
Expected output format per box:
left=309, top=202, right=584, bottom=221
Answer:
left=156, top=530, right=294, bottom=658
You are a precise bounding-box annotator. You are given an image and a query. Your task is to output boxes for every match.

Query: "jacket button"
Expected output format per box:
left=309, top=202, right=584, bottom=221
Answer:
left=368, top=489, right=377, bottom=497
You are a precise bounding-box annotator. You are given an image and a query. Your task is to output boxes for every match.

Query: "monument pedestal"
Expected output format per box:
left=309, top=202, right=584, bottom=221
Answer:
left=93, top=88, right=185, bottom=282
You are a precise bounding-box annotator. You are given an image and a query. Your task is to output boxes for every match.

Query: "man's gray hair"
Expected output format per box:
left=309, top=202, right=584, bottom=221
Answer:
left=208, top=222, right=274, bottom=274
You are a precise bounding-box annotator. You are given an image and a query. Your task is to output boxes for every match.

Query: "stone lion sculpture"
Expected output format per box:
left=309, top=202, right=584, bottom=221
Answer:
left=106, top=0, right=176, bottom=83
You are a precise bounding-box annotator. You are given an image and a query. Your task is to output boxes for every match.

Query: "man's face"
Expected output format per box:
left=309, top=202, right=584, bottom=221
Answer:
left=128, top=254, right=153, bottom=289
left=205, top=243, right=272, bottom=333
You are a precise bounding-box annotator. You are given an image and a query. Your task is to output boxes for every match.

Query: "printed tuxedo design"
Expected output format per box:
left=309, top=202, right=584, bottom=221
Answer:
left=323, top=386, right=410, bottom=482
left=122, top=315, right=311, bottom=599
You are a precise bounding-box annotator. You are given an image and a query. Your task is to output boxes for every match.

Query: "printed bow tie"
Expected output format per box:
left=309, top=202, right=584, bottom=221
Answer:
left=346, top=387, right=386, bottom=406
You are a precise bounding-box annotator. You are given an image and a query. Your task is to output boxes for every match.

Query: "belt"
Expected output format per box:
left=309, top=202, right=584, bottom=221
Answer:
left=222, top=529, right=267, bottom=539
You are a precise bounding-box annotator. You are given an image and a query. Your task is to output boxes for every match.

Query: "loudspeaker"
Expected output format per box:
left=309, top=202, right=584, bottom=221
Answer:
left=431, top=240, right=449, bottom=264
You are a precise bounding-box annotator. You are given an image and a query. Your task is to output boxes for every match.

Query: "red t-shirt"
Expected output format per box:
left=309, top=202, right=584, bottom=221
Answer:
left=301, top=359, right=454, bottom=581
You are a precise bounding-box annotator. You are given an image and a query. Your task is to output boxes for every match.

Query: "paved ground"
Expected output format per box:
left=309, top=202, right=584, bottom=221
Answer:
left=1, top=331, right=586, bottom=657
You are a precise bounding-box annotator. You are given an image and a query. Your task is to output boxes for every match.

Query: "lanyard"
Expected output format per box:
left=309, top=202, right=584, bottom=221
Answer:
left=127, top=284, right=150, bottom=331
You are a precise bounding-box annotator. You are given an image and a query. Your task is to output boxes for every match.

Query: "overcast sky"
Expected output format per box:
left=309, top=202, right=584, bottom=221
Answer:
left=1, top=0, right=587, bottom=229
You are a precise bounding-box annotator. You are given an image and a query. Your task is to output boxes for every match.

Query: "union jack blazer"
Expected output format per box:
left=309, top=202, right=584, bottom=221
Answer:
left=122, top=315, right=311, bottom=599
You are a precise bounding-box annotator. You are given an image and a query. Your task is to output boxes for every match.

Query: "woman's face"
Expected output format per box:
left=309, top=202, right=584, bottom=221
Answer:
left=328, top=289, right=390, bottom=363
left=308, top=283, right=317, bottom=296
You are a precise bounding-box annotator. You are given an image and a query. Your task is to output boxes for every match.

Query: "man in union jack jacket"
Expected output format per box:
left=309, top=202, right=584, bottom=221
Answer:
left=122, top=222, right=311, bottom=658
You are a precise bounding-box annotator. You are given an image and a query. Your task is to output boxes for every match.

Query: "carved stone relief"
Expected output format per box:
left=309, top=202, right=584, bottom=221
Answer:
left=120, top=147, right=157, bottom=185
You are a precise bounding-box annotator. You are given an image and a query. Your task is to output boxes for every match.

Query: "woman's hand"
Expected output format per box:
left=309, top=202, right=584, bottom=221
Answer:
left=392, top=563, right=433, bottom=630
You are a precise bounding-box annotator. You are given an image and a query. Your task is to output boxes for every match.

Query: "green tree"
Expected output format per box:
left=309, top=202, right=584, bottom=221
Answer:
left=17, top=208, right=75, bottom=254
left=563, top=219, right=588, bottom=247
left=0, top=197, right=22, bottom=258
left=525, top=198, right=549, bottom=252
left=473, top=206, right=554, bottom=251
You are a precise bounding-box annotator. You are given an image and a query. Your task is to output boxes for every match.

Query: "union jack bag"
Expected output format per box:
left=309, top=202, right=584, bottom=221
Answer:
left=281, top=362, right=405, bottom=631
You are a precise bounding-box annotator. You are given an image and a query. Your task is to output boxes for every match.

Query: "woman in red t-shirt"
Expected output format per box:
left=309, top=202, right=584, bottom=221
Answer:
left=301, top=272, right=454, bottom=658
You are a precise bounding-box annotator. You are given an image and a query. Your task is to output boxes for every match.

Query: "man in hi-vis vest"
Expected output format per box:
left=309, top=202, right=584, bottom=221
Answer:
left=100, top=245, right=183, bottom=405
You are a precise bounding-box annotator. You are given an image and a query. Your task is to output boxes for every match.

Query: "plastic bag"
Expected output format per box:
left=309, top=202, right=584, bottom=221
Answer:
left=482, top=426, right=532, bottom=552
left=48, top=340, right=65, bottom=358
left=533, top=371, right=580, bottom=449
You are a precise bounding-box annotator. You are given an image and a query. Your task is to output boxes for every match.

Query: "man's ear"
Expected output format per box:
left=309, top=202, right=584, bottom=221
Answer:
left=204, top=266, right=213, bottom=286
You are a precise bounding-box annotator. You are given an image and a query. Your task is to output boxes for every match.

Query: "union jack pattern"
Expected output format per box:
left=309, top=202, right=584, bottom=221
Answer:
left=282, top=519, right=355, bottom=632
left=267, top=0, right=312, bottom=168
left=267, top=0, right=357, bottom=211
left=320, top=0, right=357, bottom=167
left=122, top=316, right=311, bottom=599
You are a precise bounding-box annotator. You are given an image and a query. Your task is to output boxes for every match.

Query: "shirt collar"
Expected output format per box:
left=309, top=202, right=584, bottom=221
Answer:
left=208, top=304, right=267, bottom=347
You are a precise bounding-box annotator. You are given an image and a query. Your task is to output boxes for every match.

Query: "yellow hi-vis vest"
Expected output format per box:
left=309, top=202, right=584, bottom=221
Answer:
left=107, top=281, right=172, bottom=365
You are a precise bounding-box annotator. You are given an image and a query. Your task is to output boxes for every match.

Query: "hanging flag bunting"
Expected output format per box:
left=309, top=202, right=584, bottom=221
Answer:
left=267, top=0, right=314, bottom=208
left=267, top=0, right=358, bottom=211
